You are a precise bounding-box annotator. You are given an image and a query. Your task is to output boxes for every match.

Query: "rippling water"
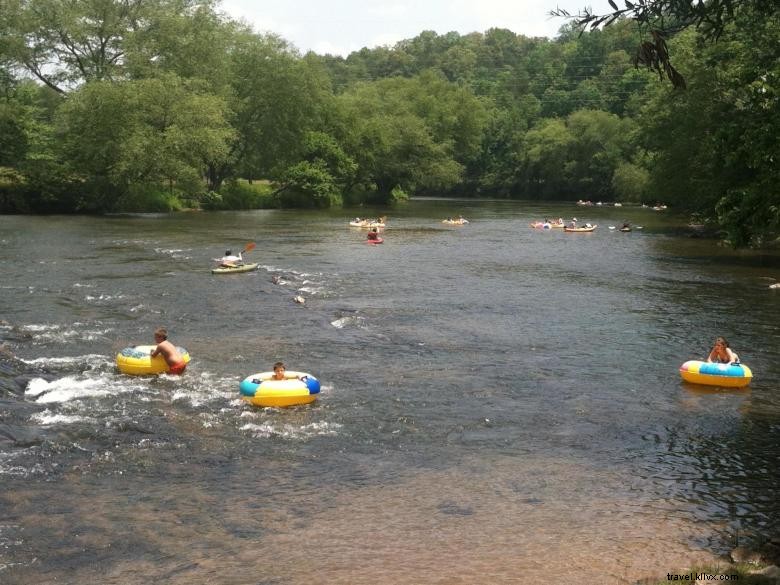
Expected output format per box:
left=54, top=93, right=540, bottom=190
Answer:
left=1, top=200, right=779, bottom=584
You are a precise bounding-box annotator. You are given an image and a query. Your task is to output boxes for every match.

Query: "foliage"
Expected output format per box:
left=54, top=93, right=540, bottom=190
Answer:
left=0, top=0, right=775, bottom=247
left=55, top=74, right=234, bottom=211
left=0, top=102, right=27, bottom=165
left=336, top=71, right=488, bottom=200
left=638, top=12, right=780, bottom=246
left=211, top=180, right=276, bottom=210
left=278, top=161, right=341, bottom=208
left=552, top=0, right=779, bottom=88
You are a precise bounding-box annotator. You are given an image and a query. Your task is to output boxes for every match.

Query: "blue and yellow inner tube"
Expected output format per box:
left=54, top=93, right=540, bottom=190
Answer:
left=239, top=371, right=321, bottom=407
left=679, top=360, right=752, bottom=388
left=116, top=345, right=191, bottom=376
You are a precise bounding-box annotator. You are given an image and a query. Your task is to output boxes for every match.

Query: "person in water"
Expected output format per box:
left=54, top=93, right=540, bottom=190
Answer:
left=707, top=336, right=739, bottom=364
left=150, top=327, right=187, bottom=374
left=219, top=250, right=242, bottom=266
left=271, top=361, right=287, bottom=380
left=271, top=361, right=307, bottom=381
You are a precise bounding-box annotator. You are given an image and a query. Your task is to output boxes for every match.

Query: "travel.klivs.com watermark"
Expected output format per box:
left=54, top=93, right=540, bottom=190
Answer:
left=667, top=571, right=739, bottom=581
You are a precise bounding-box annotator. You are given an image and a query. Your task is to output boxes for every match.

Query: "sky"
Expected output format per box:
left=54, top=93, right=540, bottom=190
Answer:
left=220, top=0, right=615, bottom=56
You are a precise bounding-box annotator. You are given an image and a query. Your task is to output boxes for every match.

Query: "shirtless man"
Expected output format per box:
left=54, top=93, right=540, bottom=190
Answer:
left=150, top=327, right=187, bottom=374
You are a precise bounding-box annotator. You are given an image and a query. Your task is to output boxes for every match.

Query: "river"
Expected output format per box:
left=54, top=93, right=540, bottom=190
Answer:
left=1, top=199, right=778, bottom=584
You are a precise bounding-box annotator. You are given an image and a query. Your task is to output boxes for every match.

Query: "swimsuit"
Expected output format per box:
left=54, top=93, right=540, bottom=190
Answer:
left=168, top=361, right=187, bottom=375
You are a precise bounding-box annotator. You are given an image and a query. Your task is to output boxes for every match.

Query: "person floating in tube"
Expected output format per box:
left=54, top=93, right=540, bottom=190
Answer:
left=706, top=336, right=739, bottom=364
left=367, top=228, right=380, bottom=241
left=151, top=327, right=187, bottom=374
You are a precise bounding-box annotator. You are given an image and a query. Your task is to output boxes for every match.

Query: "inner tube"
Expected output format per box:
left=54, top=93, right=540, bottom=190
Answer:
left=239, top=371, right=321, bottom=407
left=116, top=345, right=191, bottom=375
left=679, top=360, right=752, bottom=388
left=367, top=237, right=384, bottom=244
left=563, top=225, right=597, bottom=232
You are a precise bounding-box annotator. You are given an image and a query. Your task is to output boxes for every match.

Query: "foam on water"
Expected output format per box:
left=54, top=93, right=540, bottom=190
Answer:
left=85, top=293, right=126, bottom=302
left=22, top=323, right=113, bottom=344
left=239, top=420, right=342, bottom=440
left=25, top=375, right=128, bottom=404
left=0, top=449, right=46, bottom=477
left=29, top=411, right=91, bottom=425
left=19, top=354, right=107, bottom=367
left=153, top=247, right=191, bottom=260
left=331, top=315, right=366, bottom=329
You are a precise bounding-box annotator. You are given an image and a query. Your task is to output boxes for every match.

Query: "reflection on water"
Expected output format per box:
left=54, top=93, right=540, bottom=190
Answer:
left=0, top=201, right=779, bottom=583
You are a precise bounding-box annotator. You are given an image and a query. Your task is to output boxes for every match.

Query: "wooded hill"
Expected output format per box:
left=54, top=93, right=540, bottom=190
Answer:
left=0, top=0, right=777, bottom=246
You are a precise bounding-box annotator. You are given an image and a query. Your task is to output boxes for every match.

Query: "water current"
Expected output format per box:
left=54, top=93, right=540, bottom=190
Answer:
left=1, top=199, right=779, bottom=584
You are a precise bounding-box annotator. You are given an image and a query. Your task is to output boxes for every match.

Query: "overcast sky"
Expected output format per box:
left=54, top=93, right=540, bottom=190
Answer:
left=220, top=0, right=614, bottom=56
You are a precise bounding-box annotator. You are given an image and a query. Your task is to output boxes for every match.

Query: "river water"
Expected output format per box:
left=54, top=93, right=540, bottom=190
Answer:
left=1, top=200, right=778, bottom=584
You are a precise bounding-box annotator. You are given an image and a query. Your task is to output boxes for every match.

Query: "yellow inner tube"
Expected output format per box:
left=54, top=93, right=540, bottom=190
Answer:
left=116, top=345, right=191, bottom=375
left=239, top=371, right=319, bottom=407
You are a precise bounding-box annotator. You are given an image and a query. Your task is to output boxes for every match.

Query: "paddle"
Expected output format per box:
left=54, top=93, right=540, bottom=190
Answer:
left=234, top=242, right=256, bottom=265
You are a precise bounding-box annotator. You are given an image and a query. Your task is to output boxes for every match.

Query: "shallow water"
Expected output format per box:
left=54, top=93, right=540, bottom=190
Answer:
left=1, top=200, right=779, bottom=584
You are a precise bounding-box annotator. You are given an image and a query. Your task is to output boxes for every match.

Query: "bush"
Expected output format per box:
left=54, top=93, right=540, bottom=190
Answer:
left=120, top=184, right=184, bottom=212
left=215, top=180, right=277, bottom=210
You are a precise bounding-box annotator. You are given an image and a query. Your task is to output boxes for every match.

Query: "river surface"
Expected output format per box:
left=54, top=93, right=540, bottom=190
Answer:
left=1, top=199, right=779, bottom=584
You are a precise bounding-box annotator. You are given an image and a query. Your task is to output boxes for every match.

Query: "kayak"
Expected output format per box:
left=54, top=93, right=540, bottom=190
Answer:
left=211, top=262, right=259, bottom=275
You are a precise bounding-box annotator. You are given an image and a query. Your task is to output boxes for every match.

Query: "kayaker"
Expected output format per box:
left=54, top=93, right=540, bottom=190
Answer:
left=706, top=337, right=739, bottom=364
left=367, top=228, right=380, bottom=241
left=219, top=250, right=242, bottom=267
left=150, top=327, right=187, bottom=374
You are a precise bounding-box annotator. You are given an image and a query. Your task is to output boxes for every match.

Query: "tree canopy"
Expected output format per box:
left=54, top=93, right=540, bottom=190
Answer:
left=0, top=0, right=777, bottom=246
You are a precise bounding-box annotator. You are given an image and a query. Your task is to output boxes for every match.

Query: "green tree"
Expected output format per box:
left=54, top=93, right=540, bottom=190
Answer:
left=57, top=74, right=234, bottom=210
left=276, top=131, right=357, bottom=207
left=2, top=0, right=220, bottom=92
left=228, top=33, right=333, bottom=183
left=639, top=15, right=780, bottom=246
left=337, top=72, right=488, bottom=200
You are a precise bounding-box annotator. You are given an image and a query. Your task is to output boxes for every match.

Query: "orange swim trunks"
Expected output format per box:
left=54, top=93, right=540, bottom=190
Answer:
left=168, top=361, right=187, bottom=375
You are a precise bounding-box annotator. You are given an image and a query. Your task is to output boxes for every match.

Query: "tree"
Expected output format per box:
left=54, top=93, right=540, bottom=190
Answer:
left=337, top=73, right=488, bottom=200
left=228, top=33, right=333, bottom=183
left=638, top=18, right=780, bottom=246
left=276, top=131, right=357, bottom=207
left=56, top=74, right=234, bottom=210
left=552, top=0, right=779, bottom=88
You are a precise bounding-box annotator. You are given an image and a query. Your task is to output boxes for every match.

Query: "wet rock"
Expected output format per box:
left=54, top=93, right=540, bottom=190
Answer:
left=293, top=295, right=305, bottom=304
left=731, top=545, right=764, bottom=564
left=748, top=565, right=780, bottom=582
left=760, top=542, right=780, bottom=565
left=0, top=423, right=46, bottom=446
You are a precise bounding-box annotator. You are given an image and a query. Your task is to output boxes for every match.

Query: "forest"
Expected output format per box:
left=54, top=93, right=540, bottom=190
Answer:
left=0, top=0, right=777, bottom=246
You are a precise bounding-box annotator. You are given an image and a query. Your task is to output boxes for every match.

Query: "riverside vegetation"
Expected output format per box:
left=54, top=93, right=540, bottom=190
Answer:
left=0, top=0, right=778, bottom=247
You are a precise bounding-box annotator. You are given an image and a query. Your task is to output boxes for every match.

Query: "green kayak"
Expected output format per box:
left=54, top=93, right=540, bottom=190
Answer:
left=211, top=262, right=259, bottom=275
